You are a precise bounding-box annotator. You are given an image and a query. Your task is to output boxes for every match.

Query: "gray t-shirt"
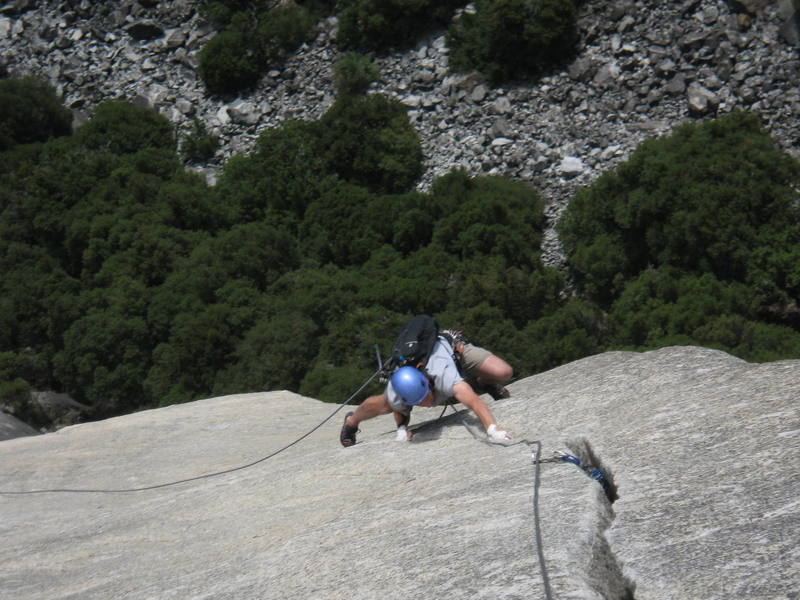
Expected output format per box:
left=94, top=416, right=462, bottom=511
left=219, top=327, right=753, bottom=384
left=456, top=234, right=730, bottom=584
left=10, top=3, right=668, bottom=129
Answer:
left=386, top=338, right=464, bottom=414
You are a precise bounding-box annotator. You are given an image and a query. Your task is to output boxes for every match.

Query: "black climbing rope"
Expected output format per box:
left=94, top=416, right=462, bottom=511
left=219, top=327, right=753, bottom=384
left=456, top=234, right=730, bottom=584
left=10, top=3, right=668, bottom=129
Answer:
left=527, top=439, right=555, bottom=600
left=442, top=404, right=612, bottom=600
left=0, top=367, right=383, bottom=495
left=438, top=406, right=554, bottom=600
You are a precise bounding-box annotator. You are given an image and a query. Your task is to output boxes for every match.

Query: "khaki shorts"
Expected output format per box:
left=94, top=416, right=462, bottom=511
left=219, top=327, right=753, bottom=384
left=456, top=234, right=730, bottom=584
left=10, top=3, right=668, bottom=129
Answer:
left=459, top=343, right=492, bottom=379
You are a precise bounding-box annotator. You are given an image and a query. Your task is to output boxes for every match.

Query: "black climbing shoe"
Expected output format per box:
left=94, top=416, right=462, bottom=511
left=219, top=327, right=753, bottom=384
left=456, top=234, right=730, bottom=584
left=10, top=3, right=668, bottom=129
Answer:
left=486, top=383, right=511, bottom=401
left=340, top=412, right=358, bottom=447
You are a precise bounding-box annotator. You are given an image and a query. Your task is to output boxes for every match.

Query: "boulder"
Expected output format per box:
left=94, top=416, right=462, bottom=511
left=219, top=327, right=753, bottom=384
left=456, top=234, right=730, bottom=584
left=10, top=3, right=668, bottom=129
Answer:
left=687, top=81, right=720, bottom=116
left=778, top=0, right=800, bottom=45
left=559, top=155, right=586, bottom=176
left=0, top=412, right=39, bottom=441
left=29, top=391, right=89, bottom=428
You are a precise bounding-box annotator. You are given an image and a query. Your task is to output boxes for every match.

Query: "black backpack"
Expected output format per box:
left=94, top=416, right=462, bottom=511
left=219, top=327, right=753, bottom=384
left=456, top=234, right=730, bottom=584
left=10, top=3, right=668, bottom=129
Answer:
left=388, top=314, right=439, bottom=370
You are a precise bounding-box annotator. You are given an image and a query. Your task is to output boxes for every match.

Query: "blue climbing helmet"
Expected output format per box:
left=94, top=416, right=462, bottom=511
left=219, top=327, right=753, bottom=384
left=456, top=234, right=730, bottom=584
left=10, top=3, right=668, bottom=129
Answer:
left=391, top=366, right=430, bottom=406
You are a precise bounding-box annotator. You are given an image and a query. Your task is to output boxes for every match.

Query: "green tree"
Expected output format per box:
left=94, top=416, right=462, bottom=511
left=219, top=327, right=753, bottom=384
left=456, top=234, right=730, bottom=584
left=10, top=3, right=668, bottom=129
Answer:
left=298, top=306, right=405, bottom=402
left=213, top=311, right=321, bottom=394
left=198, top=30, right=262, bottom=95
left=334, top=52, right=380, bottom=97
left=693, top=315, right=800, bottom=362
left=215, top=119, right=330, bottom=222
left=145, top=303, right=240, bottom=406
left=300, top=181, right=378, bottom=266
left=318, top=94, right=423, bottom=194
left=198, top=2, right=320, bottom=95
left=181, top=118, right=220, bottom=163
left=337, top=0, right=463, bottom=51
left=560, top=111, right=800, bottom=307
left=519, top=299, right=606, bottom=373
left=605, top=269, right=758, bottom=348
left=431, top=172, right=545, bottom=268
left=256, top=2, right=316, bottom=59
left=447, top=0, right=579, bottom=84
left=52, top=279, right=153, bottom=416
left=75, top=100, right=175, bottom=154
left=0, top=351, right=49, bottom=428
left=0, top=77, right=72, bottom=151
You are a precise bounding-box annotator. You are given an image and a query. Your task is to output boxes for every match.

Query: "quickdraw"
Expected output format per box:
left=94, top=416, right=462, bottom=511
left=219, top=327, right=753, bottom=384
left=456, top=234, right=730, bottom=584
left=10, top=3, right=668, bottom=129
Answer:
left=534, top=450, right=613, bottom=498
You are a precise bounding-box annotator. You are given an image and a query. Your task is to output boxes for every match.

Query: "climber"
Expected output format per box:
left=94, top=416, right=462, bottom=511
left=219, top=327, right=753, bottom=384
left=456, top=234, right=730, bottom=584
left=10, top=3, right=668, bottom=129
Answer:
left=340, top=331, right=513, bottom=447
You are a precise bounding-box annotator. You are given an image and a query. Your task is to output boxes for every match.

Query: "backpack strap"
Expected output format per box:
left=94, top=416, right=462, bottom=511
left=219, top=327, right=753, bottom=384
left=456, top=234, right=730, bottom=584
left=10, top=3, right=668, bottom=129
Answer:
left=438, top=329, right=467, bottom=376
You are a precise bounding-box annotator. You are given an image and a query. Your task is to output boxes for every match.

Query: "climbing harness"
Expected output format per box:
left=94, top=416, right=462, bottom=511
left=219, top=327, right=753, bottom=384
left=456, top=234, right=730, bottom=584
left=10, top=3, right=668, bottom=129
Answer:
left=0, top=365, right=385, bottom=495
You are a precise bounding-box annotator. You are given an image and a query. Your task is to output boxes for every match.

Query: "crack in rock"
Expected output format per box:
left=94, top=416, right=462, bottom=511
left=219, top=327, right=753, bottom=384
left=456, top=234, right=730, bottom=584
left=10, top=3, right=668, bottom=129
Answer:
left=565, top=437, right=636, bottom=600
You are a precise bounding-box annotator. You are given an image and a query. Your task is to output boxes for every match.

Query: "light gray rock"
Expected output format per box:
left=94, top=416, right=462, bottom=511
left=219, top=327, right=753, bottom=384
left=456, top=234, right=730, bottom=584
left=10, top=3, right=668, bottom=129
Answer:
left=490, top=136, right=513, bottom=147
left=593, top=62, right=620, bottom=86
left=560, top=155, right=586, bottom=176
left=0, top=412, right=39, bottom=441
left=655, top=58, right=676, bottom=74
left=687, top=81, right=720, bottom=115
left=489, top=116, right=512, bottom=138
left=0, top=347, right=797, bottom=599
left=29, top=391, right=88, bottom=427
left=227, top=100, right=260, bottom=125
left=664, top=73, right=687, bottom=94
left=0, top=17, right=11, bottom=38
left=568, top=56, right=599, bottom=82
left=524, top=347, right=800, bottom=599
left=491, top=96, right=512, bottom=114
left=470, top=84, right=488, bottom=102
left=400, top=94, right=422, bottom=108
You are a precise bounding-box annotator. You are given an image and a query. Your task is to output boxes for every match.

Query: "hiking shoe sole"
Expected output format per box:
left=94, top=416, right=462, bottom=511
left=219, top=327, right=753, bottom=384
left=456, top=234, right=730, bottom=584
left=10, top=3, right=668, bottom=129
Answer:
left=488, top=384, right=511, bottom=401
left=340, top=412, right=358, bottom=447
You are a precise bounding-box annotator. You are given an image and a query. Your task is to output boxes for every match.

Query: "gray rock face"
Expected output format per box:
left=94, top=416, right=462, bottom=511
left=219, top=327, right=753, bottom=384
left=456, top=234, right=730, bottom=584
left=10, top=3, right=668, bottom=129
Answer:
left=28, top=391, right=91, bottom=429
left=1, top=346, right=797, bottom=599
left=0, top=412, right=39, bottom=440
left=1, top=0, right=800, bottom=270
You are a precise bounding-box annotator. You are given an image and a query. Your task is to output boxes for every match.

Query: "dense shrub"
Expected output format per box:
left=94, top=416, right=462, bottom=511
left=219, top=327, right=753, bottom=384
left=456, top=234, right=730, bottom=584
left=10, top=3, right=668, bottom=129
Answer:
left=0, top=351, right=51, bottom=428
left=181, top=119, right=219, bottom=163
left=0, top=77, right=72, bottom=151
left=518, top=299, right=606, bottom=374
left=215, top=118, right=330, bottom=223
left=337, top=0, right=464, bottom=51
left=256, top=3, right=316, bottom=58
left=605, top=269, right=758, bottom=347
left=557, top=111, right=800, bottom=365
left=559, top=111, right=800, bottom=307
left=334, top=52, right=379, bottom=96
left=605, top=269, right=800, bottom=361
left=318, top=94, right=423, bottom=194
left=213, top=311, right=321, bottom=395
left=75, top=100, right=175, bottom=154
left=447, top=0, right=579, bottom=84
left=430, top=170, right=545, bottom=268
left=198, top=2, right=318, bottom=95
left=300, top=181, right=378, bottom=265
left=199, top=0, right=254, bottom=27
left=198, top=30, right=262, bottom=95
